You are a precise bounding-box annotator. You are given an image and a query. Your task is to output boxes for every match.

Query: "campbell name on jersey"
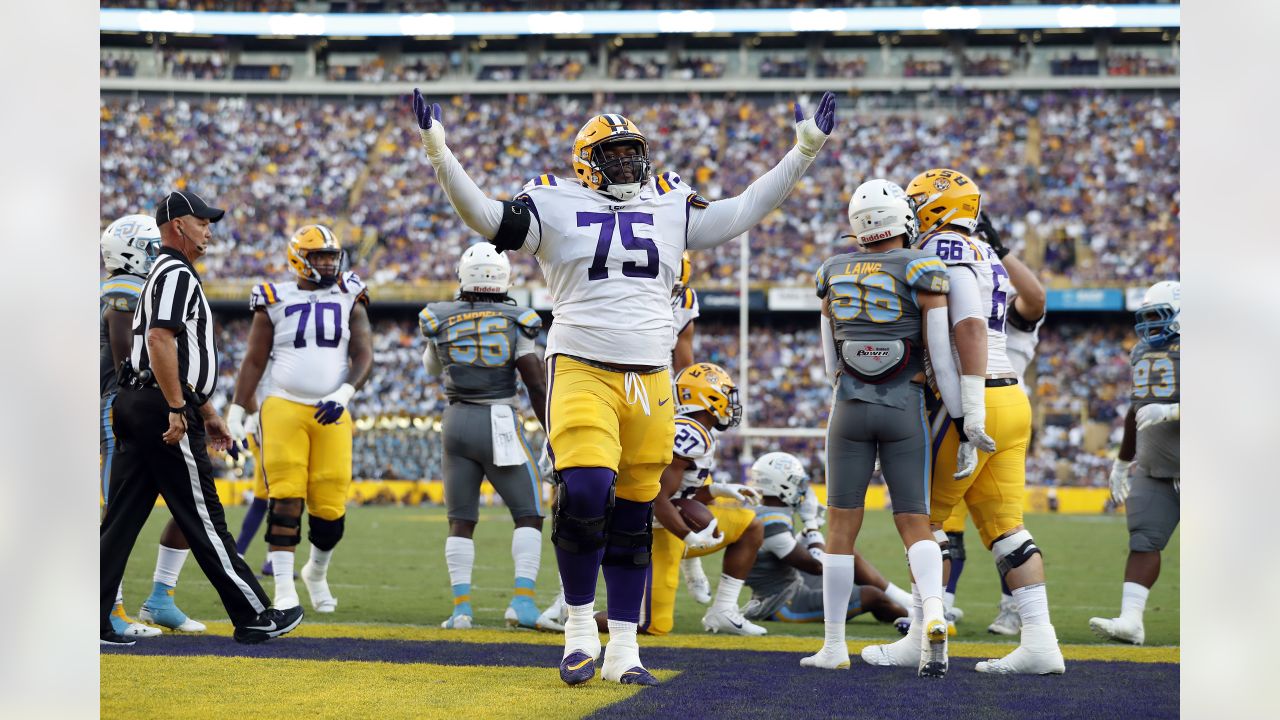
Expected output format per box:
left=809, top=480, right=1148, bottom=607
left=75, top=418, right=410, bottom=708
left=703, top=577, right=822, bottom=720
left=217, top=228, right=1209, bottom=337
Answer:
left=920, top=231, right=1015, bottom=375
left=419, top=300, right=541, bottom=404
left=672, top=286, right=700, bottom=342
left=1131, top=338, right=1180, bottom=478
left=100, top=272, right=145, bottom=397
left=513, top=171, right=706, bottom=367
left=249, top=271, right=368, bottom=403
left=815, top=248, right=949, bottom=408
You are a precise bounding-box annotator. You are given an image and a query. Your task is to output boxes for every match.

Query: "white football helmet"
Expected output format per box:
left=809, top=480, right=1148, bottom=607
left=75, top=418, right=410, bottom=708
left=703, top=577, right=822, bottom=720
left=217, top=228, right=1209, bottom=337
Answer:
left=101, top=214, right=161, bottom=275
left=1135, top=280, right=1180, bottom=346
left=458, top=244, right=511, bottom=294
left=748, top=452, right=808, bottom=506
left=846, top=179, right=918, bottom=248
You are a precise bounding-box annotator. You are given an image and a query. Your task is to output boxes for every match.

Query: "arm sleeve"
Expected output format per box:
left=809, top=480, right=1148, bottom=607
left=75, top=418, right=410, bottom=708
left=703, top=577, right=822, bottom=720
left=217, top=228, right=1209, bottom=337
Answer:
left=820, top=313, right=839, bottom=386
left=422, top=344, right=443, bottom=375
left=926, top=306, right=963, bottom=419
left=761, top=527, right=798, bottom=559
left=514, top=332, right=537, bottom=359
left=686, top=147, right=814, bottom=250
left=946, top=266, right=985, bottom=326
left=431, top=146, right=542, bottom=249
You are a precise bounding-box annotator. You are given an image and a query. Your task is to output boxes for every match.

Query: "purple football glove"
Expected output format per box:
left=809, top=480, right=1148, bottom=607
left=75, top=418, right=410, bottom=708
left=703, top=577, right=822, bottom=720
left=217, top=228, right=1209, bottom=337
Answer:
left=314, top=401, right=345, bottom=426
left=794, top=91, right=837, bottom=135
left=793, top=92, right=837, bottom=158
left=411, top=88, right=442, bottom=130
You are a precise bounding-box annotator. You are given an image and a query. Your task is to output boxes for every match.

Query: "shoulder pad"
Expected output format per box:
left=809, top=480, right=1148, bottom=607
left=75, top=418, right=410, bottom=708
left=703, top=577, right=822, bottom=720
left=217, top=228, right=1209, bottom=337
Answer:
left=337, top=271, right=369, bottom=302
left=673, top=416, right=713, bottom=461
left=814, top=263, right=828, bottom=298
left=419, top=305, right=442, bottom=338
left=922, top=231, right=988, bottom=266
left=101, top=275, right=143, bottom=312
left=249, top=283, right=281, bottom=311
left=521, top=174, right=561, bottom=191
left=903, top=255, right=951, bottom=294
left=513, top=307, right=542, bottom=338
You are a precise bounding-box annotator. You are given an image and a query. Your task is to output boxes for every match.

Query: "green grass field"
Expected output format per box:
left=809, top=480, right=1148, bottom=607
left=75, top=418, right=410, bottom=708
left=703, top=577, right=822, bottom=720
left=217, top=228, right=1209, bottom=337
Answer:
left=116, top=505, right=1178, bottom=646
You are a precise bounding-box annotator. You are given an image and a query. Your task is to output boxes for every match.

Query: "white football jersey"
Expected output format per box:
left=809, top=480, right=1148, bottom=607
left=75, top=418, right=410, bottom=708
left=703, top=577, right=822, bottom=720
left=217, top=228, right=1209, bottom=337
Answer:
left=671, top=286, right=700, bottom=344
left=919, top=231, right=1014, bottom=375
left=514, top=172, right=701, bottom=367
left=670, top=414, right=718, bottom=498
left=249, top=272, right=369, bottom=403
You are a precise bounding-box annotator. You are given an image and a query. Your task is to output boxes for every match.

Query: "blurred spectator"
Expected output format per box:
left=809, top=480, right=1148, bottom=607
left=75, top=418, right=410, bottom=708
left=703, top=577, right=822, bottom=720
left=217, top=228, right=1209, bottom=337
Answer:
left=101, top=54, right=138, bottom=78
left=815, top=55, right=867, bottom=79
left=1106, top=52, right=1177, bottom=77
left=528, top=56, right=586, bottom=81
left=1049, top=53, right=1100, bottom=77
left=610, top=54, right=665, bottom=80
left=163, top=49, right=229, bottom=80
left=962, top=52, right=1013, bottom=77
left=902, top=54, right=952, bottom=78
left=759, top=56, right=808, bottom=79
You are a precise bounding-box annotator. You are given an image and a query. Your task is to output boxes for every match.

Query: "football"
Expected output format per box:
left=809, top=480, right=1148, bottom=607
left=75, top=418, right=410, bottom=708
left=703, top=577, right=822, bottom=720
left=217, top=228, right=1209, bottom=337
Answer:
left=672, top=497, right=714, bottom=533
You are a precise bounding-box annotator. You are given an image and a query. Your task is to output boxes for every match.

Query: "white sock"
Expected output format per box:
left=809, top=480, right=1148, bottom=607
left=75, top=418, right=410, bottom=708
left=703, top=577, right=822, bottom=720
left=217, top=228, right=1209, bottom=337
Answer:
left=821, top=553, right=855, bottom=648
left=567, top=602, right=595, bottom=621
left=115, top=584, right=124, bottom=607
left=884, top=581, right=912, bottom=611
left=909, top=582, right=923, bottom=627
left=445, top=536, right=475, bottom=588
left=269, top=550, right=296, bottom=601
left=907, top=540, right=944, bottom=604
left=1120, top=581, right=1149, bottom=624
left=153, top=545, right=189, bottom=587
left=943, top=590, right=956, bottom=609
left=681, top=557, right=708, bottom=580
left=607, top=619, right=639, bottom=648
left=1001, top=590, right=1015, bottom=608
left=309, top=547, right=334, bottom=573
left=511, top=527, right=541, bottom=584
left=713, top=575, right=745, bottom=611
left=1012, top=582, right=1051, bottom=627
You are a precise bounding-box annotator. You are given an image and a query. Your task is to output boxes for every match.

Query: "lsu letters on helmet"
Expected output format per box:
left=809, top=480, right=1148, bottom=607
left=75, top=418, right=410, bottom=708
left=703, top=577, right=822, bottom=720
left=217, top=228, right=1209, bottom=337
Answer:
left=675, top=362, right=742, bottom=430
left=1135, top=280, right=1180, bottom=346
left=748, top=452, right=808, bottom=506
left=846, top=179, right=919, bottom=248
left=905, top=168, right=982, bottom=239
left=101, top=214, right=161, bottom=275
left=287, top=224, right=344, bottom=288
left=458, top=244, right=511, bottom=294
left=672, top=251, right=693, bottom=297
left=572, top=113, right=652, bottom=202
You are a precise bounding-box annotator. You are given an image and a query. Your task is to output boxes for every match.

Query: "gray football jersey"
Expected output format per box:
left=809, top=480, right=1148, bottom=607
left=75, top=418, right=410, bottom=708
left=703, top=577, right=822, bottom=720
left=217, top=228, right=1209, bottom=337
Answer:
left=100, top=272, right=145, bottom=397
left=419, top=300, right=542, bottom=404
left=745, top=508, right=800, bottom=600
left=1131, top=339, right=1180, bottom=478
left=815, top=248, right=950, bottom=408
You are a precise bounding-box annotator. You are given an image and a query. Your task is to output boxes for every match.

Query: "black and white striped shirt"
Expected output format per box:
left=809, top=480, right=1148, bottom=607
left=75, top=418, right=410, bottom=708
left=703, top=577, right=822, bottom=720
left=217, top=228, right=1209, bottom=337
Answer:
left=130, top=247, right=218, bottom=401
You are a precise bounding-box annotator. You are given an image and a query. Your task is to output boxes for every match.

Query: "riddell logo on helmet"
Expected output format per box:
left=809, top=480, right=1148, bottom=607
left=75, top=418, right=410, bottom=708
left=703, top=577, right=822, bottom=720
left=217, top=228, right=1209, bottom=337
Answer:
left=863, top=229, right=893, bottom=242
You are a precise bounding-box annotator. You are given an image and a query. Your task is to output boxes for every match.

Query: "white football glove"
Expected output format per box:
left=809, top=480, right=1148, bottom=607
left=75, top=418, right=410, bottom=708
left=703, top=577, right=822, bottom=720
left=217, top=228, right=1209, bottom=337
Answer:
left=954, top=441, right=979, bottom=480
left=226, top=403, right=248, bottom=446
left=960, top=375, right=997, bottom=454
left=793, top=92, right=836, bottom=159
left=1109, top=458, right=1132, bottom=506
left=801, top=529, right=825, bottom=548
left=710, top=482, right=761, bottom=507
left=537, top=442, right=555, bottom=481
left=244, top=411, right=260, bottom=441
left=683, top=518, right=723, bottom=554
left=1136, top=402, right=1179, bottom=431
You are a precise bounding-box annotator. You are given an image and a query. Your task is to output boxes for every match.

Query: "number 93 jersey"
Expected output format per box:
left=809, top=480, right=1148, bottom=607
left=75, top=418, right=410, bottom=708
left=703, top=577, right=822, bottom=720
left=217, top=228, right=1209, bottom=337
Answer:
left=1131, top=338, right=1180, bottom=476
left=249, top=272, right=369, bottom=403
left=419, top=300, right=542, bottom=403
left=919, top=231, right=1015, bottom=375
left=512, top=172, right=703, bottom=367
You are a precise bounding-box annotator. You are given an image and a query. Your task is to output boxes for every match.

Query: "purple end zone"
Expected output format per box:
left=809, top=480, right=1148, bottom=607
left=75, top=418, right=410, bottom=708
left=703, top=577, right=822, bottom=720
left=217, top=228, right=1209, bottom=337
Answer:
left=106, top=637, right=1178, bottom=719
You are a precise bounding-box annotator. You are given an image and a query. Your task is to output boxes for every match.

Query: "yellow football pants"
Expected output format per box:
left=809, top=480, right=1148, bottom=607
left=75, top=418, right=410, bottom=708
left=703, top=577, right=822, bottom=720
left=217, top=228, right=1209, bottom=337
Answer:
left=941, top=501, right=968, bottom=534
left=545, top=354, right=674, bottom=503
left=260, top=395, right=353, bottom=521
left=248, top=432, right=268, bottom=500
left=929, top=385, right=1031, bottom=548
left=639, top=503, right=756, bottom=636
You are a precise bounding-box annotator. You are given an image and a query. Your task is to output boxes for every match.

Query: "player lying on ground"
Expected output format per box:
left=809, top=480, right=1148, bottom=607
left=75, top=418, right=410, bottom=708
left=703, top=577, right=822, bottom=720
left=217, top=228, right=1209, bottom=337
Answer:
left=1090, top=280, right=1180, bottom=646
left=410, top=88, right=836, bottom=686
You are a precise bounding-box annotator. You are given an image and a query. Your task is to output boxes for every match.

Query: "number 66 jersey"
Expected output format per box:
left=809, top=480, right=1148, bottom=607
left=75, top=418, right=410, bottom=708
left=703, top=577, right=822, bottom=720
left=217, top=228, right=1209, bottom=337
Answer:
left=919, top=230, right=1015, bottom=375
left=249, top=272, right=369, bottom=404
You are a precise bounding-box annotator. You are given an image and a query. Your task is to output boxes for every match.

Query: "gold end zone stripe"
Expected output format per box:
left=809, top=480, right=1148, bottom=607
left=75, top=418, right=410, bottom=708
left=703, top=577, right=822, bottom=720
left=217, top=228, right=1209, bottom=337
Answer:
left=189, top=621, right=1179, bottom=664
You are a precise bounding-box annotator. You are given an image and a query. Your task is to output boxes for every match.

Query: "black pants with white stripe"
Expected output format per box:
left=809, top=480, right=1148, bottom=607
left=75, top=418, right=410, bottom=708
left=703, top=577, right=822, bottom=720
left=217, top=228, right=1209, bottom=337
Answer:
left=100, top=386, right=270, bottom=634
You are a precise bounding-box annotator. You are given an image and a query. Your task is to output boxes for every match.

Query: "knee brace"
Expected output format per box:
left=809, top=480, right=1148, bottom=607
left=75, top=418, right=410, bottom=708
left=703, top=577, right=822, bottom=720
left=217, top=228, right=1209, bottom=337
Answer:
left=550, top=473, right=611, bottom=555
left=602, top=499, right=654, bottom=568
left=308, top=514, right=345, bottom=551
left=946, top=531, right=966, bottom=563
left=264, top=499, right=302, bottom=547
left=933, top=529, right=951, bottom=563
left=991, top=530, right=1041, bottom=579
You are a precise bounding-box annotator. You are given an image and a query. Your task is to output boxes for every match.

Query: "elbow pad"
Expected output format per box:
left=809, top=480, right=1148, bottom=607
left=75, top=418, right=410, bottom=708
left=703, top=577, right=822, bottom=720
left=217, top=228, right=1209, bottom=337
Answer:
left=1007, top=304, right=1042, bottom=333
left=491, top=200, right=532, bottom=252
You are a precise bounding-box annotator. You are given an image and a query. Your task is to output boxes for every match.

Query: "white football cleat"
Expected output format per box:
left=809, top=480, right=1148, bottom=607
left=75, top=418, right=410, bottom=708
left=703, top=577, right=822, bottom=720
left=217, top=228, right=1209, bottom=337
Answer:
left=600, top=642, right=659, bottom=685
left=300, top=561, right=337, bottom=613
left=976, top=624, right=1065, bottom=675
left=800, top=644, right=851, bottom=670
left=946, top=605, right=964, bottom=623
left=919, top=616, right=949, bottom=678
left=682, top=558, right=712, bottom=605
left=861, top=627, right=922, bottom=667
left=536, top=592, right=567, bottom=632
left=1088, top=616, right=1145, bottom=646
left=702, top=606, right=767, bottom=636
left=138, top=606, right=206, bottom=633
left=111, top=604, right=162, bottom=638
left=440, top=613, right=473, bottom=629
left=562, top=612, right=602, bottom=662
left=988, top=597, right=1022, bottom=636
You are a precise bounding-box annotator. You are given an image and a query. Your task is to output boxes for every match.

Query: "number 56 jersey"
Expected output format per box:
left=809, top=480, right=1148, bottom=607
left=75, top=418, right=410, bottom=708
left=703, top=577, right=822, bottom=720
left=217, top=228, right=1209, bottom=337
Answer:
left=512, top=172, right=701, bottom=367
left=249, top=272, right=369, bottom=404
left=419, top=300, right=542, bottom=403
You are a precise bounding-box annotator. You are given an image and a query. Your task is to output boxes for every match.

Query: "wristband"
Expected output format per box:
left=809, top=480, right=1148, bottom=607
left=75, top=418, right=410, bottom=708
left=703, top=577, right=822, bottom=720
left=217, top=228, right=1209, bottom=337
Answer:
left=169, top=405, right=187, bottom=415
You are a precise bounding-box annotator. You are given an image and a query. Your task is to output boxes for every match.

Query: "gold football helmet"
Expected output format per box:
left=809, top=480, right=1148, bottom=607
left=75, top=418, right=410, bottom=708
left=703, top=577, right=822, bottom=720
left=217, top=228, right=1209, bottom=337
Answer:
left=672, top=251, right=693, bottom=297
left=905, top=168, right=982, bottom=239
left=287, top=224, right=344, bottom=287
left=675, top=362, right=742, bottom=430
left=571, top=113, right=651, bottom=202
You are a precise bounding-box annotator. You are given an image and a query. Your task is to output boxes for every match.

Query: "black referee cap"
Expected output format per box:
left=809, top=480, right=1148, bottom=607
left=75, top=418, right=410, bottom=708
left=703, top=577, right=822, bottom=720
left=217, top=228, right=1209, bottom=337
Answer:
left=155, top=190, right=225, bottom=225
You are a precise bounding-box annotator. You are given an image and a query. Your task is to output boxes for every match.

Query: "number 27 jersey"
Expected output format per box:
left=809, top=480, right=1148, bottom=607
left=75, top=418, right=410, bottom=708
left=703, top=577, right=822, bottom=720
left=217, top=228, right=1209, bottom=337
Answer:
left=920, top=231, right=1014, bottom=375
left=249, top=272, right=369, bottom=403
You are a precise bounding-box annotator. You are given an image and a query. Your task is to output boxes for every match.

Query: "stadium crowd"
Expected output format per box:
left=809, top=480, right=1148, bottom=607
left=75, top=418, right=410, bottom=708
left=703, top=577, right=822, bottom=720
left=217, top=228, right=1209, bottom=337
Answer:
left=100, top=89, right=1179, bottom=291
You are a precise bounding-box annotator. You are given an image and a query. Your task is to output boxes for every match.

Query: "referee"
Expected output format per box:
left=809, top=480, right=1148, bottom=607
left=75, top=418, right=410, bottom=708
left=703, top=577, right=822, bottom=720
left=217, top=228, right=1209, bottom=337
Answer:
left=99, top=190, right=303, bottom=646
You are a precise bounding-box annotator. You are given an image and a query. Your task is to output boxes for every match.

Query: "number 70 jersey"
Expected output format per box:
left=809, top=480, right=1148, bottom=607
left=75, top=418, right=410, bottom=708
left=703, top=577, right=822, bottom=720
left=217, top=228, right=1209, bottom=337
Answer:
left=919, top=231, right=1015, bottom=375
left=249, top=272, right=369, bottom=403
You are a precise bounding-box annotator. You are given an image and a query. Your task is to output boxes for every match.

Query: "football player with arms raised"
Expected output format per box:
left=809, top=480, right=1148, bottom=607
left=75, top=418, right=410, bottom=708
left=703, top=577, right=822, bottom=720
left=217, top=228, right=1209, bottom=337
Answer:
left=410, top=89, right=836, bottom=685
left=420, top=245, right=552, bottom=631
left=100, top=215, right=206, bottom=637
left=226, top=225, right=373, bottom=614
left=865, top=169, right=1064, bottom=675
left=1090, top=281, right=1180, bottom=645
left=803, top=180, right=955, bottom=677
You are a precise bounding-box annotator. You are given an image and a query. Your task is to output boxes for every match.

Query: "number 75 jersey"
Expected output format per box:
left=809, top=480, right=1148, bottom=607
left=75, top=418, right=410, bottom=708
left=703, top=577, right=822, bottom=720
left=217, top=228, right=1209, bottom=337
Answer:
left=249, top=272, right=369, bottom=403
left=920, top=230, right=1015, bottom=375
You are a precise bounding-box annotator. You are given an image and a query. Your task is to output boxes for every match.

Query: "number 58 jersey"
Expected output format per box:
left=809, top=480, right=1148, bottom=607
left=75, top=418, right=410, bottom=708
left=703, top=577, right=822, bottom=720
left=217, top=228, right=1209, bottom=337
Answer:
left=920, top=231, right=1015, bottom=375
left=249, top=272, right=369, bottom=404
